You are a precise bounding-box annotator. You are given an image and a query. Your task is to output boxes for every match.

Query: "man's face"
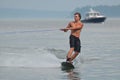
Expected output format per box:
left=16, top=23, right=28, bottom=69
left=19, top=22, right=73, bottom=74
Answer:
left=74, top=14, right=80, bottom=21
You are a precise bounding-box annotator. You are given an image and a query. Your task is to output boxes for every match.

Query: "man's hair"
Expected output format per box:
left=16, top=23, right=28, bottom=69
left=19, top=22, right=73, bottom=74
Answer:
left=74, top=12, right=81, bottom=19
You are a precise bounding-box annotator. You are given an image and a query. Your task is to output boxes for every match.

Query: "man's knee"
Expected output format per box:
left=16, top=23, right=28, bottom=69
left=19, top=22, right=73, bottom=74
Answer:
left=75, top=52, right=80, bottom=55
left=69, top=48, right=74, bottom=52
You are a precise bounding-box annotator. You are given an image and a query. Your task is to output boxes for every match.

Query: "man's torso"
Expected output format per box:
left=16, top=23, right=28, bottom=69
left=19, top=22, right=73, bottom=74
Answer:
left=70, top=21, right=83, bottom=38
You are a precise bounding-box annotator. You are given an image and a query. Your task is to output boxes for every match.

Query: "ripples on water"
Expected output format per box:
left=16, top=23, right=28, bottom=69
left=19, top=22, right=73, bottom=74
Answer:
left=0, top=18, right=120, bottom=80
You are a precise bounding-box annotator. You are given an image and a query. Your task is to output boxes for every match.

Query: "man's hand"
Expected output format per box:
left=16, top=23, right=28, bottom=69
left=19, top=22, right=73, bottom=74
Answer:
left=60, top=28, right=69, bottom=32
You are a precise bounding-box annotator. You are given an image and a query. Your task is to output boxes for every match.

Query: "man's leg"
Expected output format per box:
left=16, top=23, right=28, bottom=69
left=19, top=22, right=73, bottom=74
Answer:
left=69, top=52, right=79, bottom=61
left=70, top=38, right=81, bottom=62
left=66, top=48, right=74, bottom=61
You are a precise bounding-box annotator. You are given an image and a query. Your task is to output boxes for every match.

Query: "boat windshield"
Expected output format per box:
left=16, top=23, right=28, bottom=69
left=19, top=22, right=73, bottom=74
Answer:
left=86, top=12, right=100, bottom=17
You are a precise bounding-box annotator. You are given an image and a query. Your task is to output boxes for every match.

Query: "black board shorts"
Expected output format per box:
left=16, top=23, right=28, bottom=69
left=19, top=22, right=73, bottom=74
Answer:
left=69, top=35, right=81, bottom=52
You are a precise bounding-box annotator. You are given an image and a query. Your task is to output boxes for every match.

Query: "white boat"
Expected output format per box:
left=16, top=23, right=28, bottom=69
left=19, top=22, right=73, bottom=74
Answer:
left=81, top=8, right=106, bottom=23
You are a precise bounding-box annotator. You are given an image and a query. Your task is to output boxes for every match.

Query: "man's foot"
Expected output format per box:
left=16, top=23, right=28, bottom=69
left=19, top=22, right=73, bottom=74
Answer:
left=66, top=58, right=71, bottom=61
left=66, top=58, right=73, bottom=64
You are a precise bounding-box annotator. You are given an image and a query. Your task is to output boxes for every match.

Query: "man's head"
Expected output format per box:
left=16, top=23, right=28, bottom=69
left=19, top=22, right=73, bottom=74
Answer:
left=74, top=12, right=81, bottom=21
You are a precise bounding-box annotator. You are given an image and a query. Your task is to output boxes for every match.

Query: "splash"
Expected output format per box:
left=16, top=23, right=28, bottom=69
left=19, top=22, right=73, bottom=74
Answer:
left=0, top=48, right=63, bottom=68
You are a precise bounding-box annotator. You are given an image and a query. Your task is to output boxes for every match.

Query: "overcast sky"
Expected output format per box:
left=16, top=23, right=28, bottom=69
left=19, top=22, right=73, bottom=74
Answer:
left=0, top=0, right=120, bottom=11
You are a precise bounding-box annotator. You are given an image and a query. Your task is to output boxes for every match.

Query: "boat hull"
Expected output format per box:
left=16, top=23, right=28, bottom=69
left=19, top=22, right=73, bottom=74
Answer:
left=81, top=17, right=106, bottom=23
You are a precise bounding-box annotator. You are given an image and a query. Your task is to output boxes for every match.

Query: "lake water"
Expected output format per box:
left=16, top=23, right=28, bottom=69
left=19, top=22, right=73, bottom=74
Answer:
left=0, top=18, right=120, bottom=80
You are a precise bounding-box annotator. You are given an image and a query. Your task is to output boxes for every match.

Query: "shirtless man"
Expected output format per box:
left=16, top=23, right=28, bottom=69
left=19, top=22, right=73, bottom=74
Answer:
left=60, top=12, right=83, bottom=63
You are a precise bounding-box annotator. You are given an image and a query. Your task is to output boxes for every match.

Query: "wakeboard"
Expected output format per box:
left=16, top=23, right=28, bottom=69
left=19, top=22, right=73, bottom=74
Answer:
left=61, top=62, right=74, bottom=70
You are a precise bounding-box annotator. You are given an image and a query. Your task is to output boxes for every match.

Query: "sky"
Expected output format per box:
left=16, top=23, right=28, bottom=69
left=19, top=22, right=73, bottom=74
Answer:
left=0, top=0, right=120, bottom=11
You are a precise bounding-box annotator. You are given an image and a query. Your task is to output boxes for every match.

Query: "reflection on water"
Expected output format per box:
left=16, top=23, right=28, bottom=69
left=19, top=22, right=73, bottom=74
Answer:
left=62, top=69, right=81, bottom=80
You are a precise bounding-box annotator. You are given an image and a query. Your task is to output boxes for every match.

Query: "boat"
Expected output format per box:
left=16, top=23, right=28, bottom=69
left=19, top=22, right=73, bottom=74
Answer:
left=81, top=8, right=106, bottom=23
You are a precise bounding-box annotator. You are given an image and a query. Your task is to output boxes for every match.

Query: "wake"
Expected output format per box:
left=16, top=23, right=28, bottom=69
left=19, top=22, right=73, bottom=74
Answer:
left=0, top=48, right=63, bottom=68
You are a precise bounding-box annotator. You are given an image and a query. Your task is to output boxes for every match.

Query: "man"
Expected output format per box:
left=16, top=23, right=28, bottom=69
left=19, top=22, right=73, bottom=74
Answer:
left=60, top=12, right=83, bottom=63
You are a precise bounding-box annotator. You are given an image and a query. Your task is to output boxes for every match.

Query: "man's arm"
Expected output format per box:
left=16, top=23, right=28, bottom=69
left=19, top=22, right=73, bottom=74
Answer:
left=60, top=22, right=71, bottom=32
